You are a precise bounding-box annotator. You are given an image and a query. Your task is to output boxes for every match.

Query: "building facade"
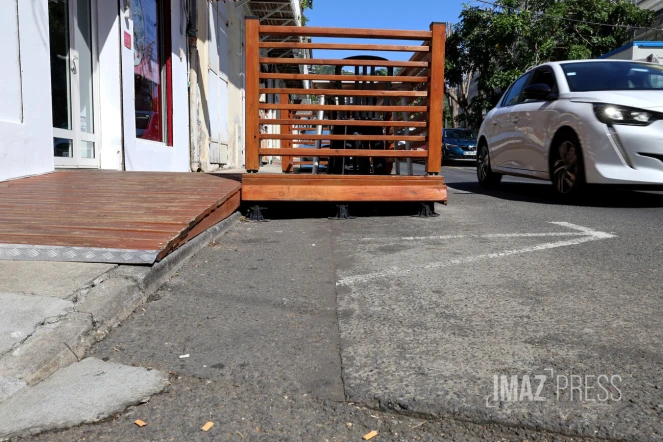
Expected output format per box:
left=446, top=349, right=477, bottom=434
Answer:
left=0, top=0, right=304, bottom=182
left=190, top=0, right=305, bottom=171
left=633, top=0, right=663, bottom=41
left=600, top=1, right=663, bottom=61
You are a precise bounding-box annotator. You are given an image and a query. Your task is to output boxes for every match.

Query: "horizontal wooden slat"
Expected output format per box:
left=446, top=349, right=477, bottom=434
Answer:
left=260, top=104, right=428, bottom=112
left=259, top=119, right=428, bottom=128
left=261, top=73, right=428, bottom=83
left=260, top=58, right=428, bottom=68
left=259, top=25, right=432, bottom=40
left=260, top=134, right=425, bottom=141
left=397, top=48, right=434, bottom=78
left=241, top=174, right=442, bottom=185
left=260, top=88, right=427, bottom=97
left=259, top=42, right=430, bottom=52
left=258, top=148, right=428, bottom=158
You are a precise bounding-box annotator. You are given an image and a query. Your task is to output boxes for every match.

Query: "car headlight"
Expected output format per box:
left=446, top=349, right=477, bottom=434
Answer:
left=445, top=143, right=462, bottom=150
left=593, top=104, right=660, bottom=126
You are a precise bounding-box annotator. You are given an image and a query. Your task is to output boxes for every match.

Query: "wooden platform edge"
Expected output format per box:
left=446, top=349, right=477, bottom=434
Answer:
left=240, top=174, right=447, bottom=203
left=157, top=188, right=241, bottom=261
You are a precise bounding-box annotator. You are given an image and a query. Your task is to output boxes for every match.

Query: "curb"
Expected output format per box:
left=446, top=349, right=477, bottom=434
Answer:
left=0, top=212, right=241, bottom=397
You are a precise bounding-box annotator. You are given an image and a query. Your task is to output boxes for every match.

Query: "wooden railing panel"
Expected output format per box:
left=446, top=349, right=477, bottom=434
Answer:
left=245, top=21, right=446, bottom=178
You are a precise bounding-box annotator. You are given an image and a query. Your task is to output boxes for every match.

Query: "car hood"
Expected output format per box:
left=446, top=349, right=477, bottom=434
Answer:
left=444, top=139, right=476, bottom=147
left=568, top=91, right=663, bottom=111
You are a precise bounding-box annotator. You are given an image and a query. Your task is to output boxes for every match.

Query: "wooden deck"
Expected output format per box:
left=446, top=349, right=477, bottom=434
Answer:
left=0, top=171, right=241, bottom=264
left=241, top=174, right=447, bottom=203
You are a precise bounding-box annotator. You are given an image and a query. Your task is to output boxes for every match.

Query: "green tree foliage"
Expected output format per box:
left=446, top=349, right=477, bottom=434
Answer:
left=446, top=0, right=654, bottom=128
left=300, top=0, right=312, bottom=26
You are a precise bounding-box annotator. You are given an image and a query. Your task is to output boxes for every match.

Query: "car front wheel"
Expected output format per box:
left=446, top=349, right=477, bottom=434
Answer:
left=477, top=143, right=502, bottom=188
left=551, top=132, right=585, bottom=197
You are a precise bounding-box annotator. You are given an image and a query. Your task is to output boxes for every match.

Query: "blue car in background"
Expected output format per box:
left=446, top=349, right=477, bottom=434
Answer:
left=443, top=128, right=478, bottom=162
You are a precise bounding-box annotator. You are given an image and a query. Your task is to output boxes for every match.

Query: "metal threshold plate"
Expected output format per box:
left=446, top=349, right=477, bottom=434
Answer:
left=0, top=244, right=158, bottom=265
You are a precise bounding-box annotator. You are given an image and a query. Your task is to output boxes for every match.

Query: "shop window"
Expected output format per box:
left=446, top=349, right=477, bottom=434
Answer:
left=132, top=0, right=171, bottom=144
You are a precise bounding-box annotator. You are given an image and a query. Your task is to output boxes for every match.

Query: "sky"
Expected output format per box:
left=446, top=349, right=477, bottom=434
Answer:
left=305, top=0, right=466, bottom=60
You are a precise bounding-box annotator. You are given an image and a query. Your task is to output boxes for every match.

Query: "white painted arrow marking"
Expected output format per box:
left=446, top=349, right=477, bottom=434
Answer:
left=336, top=222, right=616, bottom=287
left=352, top=232, right=586, bottom=242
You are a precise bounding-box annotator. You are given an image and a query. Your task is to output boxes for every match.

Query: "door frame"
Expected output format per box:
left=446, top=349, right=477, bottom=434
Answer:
left=53, top=0, right=101, bottom=169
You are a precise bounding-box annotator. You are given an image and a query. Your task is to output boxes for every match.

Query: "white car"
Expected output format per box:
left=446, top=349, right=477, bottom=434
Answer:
left=477, top=60, right=663, bottom=196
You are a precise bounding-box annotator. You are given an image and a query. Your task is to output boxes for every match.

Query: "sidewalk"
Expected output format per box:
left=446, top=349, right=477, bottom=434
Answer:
left=0, top=213, right=240, bottom=440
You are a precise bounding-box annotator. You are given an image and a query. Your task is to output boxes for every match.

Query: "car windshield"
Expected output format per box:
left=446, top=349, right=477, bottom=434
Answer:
left=562, top=61, right=663, bottom=92
left=445, top=129, right=476, bottom=140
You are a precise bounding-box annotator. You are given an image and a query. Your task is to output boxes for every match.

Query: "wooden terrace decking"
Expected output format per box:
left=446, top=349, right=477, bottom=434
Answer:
left=0, top=171, right=241, bottom=264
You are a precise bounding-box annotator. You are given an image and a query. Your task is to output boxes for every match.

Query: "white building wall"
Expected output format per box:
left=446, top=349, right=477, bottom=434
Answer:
left=97, top=0, right=124, bottom=171
left=605, top=46, right=635, bottom=60
left=633, top=44, right=663, bottom=62
left=226, top=4, right=247, bottom=169
left=194, top=0, right=247, bottom=170
left=0, top=0, right=54, bottom=181
left=603, top=43, right=663, bottom=62
left=169, top=0, right=192, bottom=171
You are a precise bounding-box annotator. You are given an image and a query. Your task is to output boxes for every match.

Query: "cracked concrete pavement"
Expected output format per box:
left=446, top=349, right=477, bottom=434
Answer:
left=6, top=166, right=663, bottom=440
left=0, top=358, right=169, bottom=440
left=0, top=214, right=240, bottom=439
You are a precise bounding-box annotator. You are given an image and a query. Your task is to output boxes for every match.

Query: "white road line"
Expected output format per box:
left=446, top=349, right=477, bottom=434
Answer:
left=549, top=221, right=616, bottom=239
left=336, top=222, right=616, bottom=287
left=352, top=232, right=586, bottom=242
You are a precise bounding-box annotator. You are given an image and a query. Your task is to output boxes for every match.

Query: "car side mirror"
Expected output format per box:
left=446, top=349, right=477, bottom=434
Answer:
left=523, top=83, right=556, bottom=101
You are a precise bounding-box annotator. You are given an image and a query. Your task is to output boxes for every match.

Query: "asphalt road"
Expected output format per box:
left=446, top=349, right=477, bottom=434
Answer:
left=32, top=162, right=663, bottom=441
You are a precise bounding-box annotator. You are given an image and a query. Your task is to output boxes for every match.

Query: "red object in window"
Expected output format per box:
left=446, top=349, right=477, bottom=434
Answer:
left=140, top=111, right=162, bottom=141
left=124, top=31, right=132, bottom=49
left=131, top=0, right=172, bottom=145
left=164, top=0, right=173, bottom=146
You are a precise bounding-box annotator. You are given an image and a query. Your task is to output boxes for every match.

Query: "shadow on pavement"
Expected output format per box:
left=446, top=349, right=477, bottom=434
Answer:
left=449, top=180, right=663, bottom=208
left=238, top=201, right=438, bottom=220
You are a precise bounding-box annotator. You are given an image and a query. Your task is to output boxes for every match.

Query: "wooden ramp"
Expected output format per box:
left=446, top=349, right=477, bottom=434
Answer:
left=0, top=171, right=241, bottom=264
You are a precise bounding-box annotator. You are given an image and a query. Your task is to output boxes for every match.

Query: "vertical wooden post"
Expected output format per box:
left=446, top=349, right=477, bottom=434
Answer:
left=426, top=22, right=446, bottom=175
left=280, top=93, right=293, bottom=173
left=245, top=17, right=261, bottom=172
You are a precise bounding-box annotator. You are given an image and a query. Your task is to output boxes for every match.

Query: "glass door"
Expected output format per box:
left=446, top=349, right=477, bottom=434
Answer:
left=50, top=0, right=99, bottom=168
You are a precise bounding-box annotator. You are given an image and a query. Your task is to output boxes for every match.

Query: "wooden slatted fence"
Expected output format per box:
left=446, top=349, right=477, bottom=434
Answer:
left=243, top=20, right=448, bottom=204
